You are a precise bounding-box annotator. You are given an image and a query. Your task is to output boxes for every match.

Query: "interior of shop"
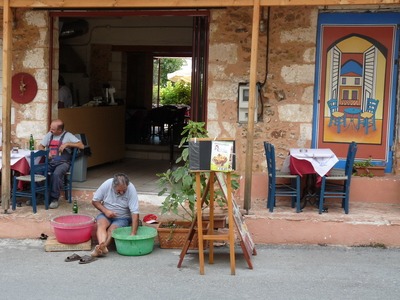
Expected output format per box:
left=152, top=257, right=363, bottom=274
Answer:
left=56, top=12, right=204, bottom=180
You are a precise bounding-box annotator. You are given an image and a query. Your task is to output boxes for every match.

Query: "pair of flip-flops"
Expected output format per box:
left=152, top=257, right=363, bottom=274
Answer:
left=64, top=253, right=97, bottom=264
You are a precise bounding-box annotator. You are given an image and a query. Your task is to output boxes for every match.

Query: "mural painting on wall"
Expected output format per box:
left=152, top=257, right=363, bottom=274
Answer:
left=315, top=13, right=399, bottom=167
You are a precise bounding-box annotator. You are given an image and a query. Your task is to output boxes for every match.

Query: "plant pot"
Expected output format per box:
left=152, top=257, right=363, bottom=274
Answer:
left=157, top=221, right=209, bottom=249
left=202, top=214, right=227, bottom=229
left=354, top=166, right=385, bottom=177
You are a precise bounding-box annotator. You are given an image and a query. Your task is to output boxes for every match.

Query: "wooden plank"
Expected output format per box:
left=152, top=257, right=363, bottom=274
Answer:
left=196, top=172, right=206, bottom=275
left=203, top=234, right=230, bottom=241
left=243, top=0, right=260, bottom=212
left=216, top=172, right=256, bottom=263
left=1, top=0, right=399, bottom=8
left=226, top=172, right=236, bottom=275
left=1, top=0, right=12, bottom=213
left=177, top=179, right=211, bottom=268
left=45, top=237, right=92, bottom=252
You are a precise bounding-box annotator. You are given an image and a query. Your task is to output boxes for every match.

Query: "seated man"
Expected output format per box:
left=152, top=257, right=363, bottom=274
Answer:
left=39, top=119, right=84, bottom=209
left=91, top=173, right=139, bottom=257
left=58, top=76, right=73, bottom=108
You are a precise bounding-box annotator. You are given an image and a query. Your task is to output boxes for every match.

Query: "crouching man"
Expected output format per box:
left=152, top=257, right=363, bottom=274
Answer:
left=91, top=173, right=139, bottom=256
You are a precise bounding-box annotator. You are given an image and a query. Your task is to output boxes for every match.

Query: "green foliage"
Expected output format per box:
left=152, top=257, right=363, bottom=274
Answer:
left=353, top=157, right=374, bottom=168
left=157, top=121, right=240, bottom=221
left=353, top=158, right=375, bottom=177
left=153, top=57, right=184, bottom=88
left=160, top=81, right=191, bottom=106
left=353, top=157, right=386, bottom=177
left=157, top=121, right=209, bottom=221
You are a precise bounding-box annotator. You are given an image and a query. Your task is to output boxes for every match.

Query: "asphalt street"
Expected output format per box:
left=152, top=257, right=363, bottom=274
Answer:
left=1, top=239, right=399, bottom=300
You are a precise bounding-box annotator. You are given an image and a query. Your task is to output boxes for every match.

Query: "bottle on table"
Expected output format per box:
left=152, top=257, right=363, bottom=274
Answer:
left=29, top=134, right=35, bottom=150
left=72, top=200, right=78, bottom=214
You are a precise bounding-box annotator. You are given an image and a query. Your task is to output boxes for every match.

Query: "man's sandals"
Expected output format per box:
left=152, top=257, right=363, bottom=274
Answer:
left=64, top=253, right=97, bottom=264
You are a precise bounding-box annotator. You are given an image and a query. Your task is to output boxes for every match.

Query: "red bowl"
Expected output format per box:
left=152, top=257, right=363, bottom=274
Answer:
left=50, top=214, right=95, bottom=244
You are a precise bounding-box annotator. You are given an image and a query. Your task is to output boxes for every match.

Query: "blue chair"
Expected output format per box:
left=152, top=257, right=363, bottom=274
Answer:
left=327, top=99, right=346, bottom=133
left=12, top=149, right=50, bottom=214
left=358, top=98, right=379, bottom=134
left=264, top=142, right=301, bottom=213
left=60, top=148, right=78, bottom=203
left=319, top=142, right=357, bottom=214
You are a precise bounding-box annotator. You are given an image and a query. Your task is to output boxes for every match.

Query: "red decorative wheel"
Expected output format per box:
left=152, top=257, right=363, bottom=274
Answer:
left=11, top=72, right=38, bottom=104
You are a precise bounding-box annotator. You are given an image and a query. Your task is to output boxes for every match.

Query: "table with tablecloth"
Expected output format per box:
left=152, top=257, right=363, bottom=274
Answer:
left=1, top=149, right=33, bottom=173
left=282, top=148, right=339, bottom=209
left=288, top=148, right=338, bottom=178
left=0, top=149, right=37, bottom=189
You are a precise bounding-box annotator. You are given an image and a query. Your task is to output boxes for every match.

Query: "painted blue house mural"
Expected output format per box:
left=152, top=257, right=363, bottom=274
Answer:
left=313, top=12, right=400, bottom=172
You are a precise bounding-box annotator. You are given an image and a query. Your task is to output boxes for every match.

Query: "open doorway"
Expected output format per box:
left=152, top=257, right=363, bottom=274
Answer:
left=124, top=55, right=192, bottom=146
left=51, top=11, right=209, bottom=176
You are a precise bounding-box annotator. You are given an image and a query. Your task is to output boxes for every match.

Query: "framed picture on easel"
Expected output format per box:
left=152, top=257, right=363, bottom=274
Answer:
left=188, top=138, right=236, bottom=171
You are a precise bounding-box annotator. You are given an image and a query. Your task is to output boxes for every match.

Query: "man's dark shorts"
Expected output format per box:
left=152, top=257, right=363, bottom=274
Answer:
left=96, top=213, right=132, bottom=227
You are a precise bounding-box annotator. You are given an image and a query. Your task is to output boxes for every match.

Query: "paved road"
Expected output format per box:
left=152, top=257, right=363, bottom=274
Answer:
left=1, top=239, right=399, bottom=299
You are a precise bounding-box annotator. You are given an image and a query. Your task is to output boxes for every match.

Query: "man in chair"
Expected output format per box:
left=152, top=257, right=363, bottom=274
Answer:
left=39, top=119, right=84, bottom=209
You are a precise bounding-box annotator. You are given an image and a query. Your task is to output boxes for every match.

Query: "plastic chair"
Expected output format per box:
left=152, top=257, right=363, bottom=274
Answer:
left=60, top=148, right=78, bottom=203
left=358, top=98, right=379, bottom=134
left=264, top=142, right=301, bottom=213
left=327, top=99, right=346, bottom=133
left=11, top=149, right=50, bottom=214
left=318, top=142, right=358, bottom=214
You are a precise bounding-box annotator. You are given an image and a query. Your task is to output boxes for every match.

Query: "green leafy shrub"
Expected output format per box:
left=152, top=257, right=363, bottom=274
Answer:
left=157, top=121, right=208, bottom=221
left=160, top=81, right=191, bottom=106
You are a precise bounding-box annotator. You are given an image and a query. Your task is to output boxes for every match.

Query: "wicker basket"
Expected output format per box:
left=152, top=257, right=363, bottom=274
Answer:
left=157, top=221, right=209, bottom=249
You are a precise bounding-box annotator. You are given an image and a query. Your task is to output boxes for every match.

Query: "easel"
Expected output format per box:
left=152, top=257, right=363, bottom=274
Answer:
left=177, top=171, right=256, bottom=275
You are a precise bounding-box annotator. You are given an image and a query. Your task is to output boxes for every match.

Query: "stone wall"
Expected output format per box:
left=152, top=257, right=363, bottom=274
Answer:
left=0, top=6, right=399, bottom=198
left=207, top=6, right=400, bottom=205
left=208, top=6, right=317, bottom=178
left=0, top=9, right=51, bottom=147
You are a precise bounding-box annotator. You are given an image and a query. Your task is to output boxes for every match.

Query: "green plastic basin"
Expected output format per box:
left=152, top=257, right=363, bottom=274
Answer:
left=112, top=226, right=157, bottom=256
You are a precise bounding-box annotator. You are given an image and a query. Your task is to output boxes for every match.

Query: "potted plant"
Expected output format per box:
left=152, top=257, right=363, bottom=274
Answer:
left=156, top=121, right=239, bottom=248
left=353, top=157, right=386, bottom=177
left=156, top=121, right=209, bottom=248
left=157, top=121, right=209, bottom=220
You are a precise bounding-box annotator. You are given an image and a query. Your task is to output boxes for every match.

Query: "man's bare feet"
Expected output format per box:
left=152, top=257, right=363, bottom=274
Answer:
left=99, top=242, right=109, bottom=255
left=90, top=245, right=103, bottom=257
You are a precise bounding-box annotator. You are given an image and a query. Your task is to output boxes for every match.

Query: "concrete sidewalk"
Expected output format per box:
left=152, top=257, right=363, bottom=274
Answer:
left=1, top=190, right=400, bottom=247
left=1, top=239, right=400, bottom=300
left=0, top=192, right=163, bottom=240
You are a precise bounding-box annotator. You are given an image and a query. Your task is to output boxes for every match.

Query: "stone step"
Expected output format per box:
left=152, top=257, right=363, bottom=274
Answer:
left=4, top=191, right=400, bottom=248
left=245, top=200, right=400, bottom=248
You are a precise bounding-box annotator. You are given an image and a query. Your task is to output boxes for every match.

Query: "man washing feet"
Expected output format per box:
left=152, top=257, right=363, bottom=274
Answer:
left=91, top=173, right=139, bottom=257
